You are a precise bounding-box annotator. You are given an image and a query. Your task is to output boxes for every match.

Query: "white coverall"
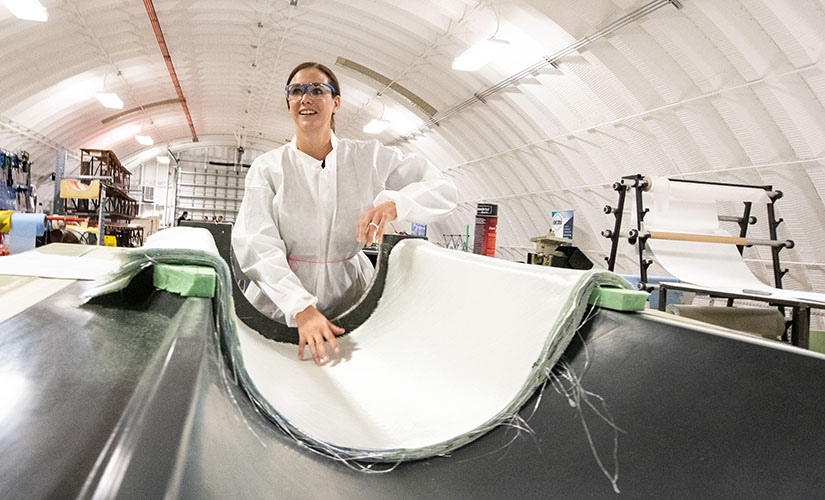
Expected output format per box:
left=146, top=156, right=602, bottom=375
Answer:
left=232, top=132, right=457, bottom=327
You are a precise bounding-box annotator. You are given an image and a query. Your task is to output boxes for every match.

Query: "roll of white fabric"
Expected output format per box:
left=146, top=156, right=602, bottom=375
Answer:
left=642, top=178, right=825, bottom=304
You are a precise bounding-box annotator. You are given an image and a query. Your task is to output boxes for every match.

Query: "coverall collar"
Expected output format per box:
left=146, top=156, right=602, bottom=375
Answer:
left=289, top=131, right=338, bottom=167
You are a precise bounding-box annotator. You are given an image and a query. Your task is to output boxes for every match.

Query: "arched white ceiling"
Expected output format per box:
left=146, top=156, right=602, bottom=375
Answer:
left=1, top=0, right=824, bottom=295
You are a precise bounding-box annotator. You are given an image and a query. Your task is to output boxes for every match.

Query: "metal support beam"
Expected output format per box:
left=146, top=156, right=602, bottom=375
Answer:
left=53, top=150, right=67, bottom=215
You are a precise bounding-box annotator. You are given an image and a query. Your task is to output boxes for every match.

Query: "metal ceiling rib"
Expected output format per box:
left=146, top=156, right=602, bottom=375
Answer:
left=142, top=0, right=197, bottom=141
left=336, top=57, right=438, bottom=117
left=101, top=98, right=181, bottom=125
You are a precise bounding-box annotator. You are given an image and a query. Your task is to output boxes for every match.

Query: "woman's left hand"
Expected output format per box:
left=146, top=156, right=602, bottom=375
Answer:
left=356, top=201, right=397, bottom=245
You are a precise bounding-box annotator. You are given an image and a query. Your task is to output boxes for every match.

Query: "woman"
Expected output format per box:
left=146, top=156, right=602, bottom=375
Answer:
left=233, top=62, right=457, bottom=366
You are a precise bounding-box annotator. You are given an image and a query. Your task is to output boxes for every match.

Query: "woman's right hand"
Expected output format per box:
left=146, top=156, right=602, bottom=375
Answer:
left=295, top=305, right=346, bottom=365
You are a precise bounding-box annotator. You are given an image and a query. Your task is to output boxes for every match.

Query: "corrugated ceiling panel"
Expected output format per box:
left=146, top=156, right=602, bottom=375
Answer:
left=687, top=0, right=789, bottom=80
left=513, top=147, right=566, bottom=192
left=742, top=1, right=819, bottom=67
left=553, top=57, right=614, bottom=127
left=759, top=164, right=825, bottom=264
left=709, top=87, right=796, bottom=165
left=801, top=68, right=825, bottom=122
left=611, top=24, right=692, bottom=105
left=585, top=127, right=642, bottom=180
left=638, top=112, right=709, bottom=175
left=589, top=38, right=657, bottom=110
left=643, top=7, right=736, bottom=94
left=751, top=75, right=825, bottom=159
left=514, top=75, right=579, bottom=136
left=763, top=1, right=825, bottom=65
left=434, top=127, right=481, bottom=168
left=563, top=46, right=636, bottom=119
left=805, top=163, right=825, bottom=208
left=572, top=130, right=623, bottom=183
left=494, top=91, right=555, bottom=145
left=612, top=117, right=673, bottom=177
left=681, top=99, right=751, bottom=169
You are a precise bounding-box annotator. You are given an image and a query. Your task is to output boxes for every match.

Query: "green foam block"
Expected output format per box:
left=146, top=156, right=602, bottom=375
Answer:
left=153, top=263, right=216, bottom=298
left=810, top=330, right=825, bottom=355
left=588, top=286, right=648, bottom=312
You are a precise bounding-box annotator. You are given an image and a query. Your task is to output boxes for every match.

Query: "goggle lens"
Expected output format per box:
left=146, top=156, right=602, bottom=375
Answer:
left=285, top=82, right=335, bottom=100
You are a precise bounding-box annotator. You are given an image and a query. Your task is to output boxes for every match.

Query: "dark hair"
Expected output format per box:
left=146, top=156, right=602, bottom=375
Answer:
left=286, top=61, right=341, bottom=131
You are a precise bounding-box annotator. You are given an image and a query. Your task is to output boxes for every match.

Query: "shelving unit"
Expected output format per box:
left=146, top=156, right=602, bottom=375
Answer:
left=174, top=162, right=246, bottom=223
left=0, top=148, right=34, bottom=212
left=62, top=149, right=143, bottom=246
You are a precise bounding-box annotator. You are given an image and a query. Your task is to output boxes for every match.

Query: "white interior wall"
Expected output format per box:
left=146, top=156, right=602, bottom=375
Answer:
left=131, top=159, right=175, bottom=227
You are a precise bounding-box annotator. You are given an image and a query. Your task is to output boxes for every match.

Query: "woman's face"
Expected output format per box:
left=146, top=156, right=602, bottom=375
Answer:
left=288, top=67, right=340, bottom=135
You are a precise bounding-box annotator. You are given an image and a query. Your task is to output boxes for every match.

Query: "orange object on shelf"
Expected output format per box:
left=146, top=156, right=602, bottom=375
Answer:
left=46, top=216, right=88, bottom=223
left=59, top=180, right=100, bottom=199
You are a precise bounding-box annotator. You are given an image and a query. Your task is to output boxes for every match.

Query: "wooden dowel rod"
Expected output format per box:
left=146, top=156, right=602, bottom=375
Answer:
left=648, top=231, right=747, bottom=245
left=647, top=231, right=791, bottom=248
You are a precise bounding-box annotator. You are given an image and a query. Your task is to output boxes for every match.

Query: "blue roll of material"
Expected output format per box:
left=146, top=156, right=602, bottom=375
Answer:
left=9, top=213, right=46, bottom=254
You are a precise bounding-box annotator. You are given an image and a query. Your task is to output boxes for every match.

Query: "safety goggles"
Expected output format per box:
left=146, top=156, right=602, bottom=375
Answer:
left=285, top=82, right=336, bottom=100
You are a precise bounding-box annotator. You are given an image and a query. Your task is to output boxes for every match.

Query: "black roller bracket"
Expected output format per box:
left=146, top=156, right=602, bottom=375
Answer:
left=630, top=175, right=650, bottom=283
left=769, top=190, right=784, bottom=202
left=734, top=202, right=753, bottom=256
left=765, top=194, right=786, bottom=290
left=627, top=229, right=650, bottom=247
left=640, top=260, right=654, bottom=291
left=605, top=181, right=629, bottom=272
left=637, top=205, right=649, bottom=222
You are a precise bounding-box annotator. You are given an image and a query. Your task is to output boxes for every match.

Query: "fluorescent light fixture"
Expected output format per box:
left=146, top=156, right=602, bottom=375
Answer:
left=1, top=0, right=48, bottom=22
left=363, top=119, right=391, bottom=134
left=156, top=156, right=170, bottom=164
left=95, top=92, right=123, bottom=109
left=135, top=135, right=154, bottom=146
left=452, top=39, right=510, bottom=71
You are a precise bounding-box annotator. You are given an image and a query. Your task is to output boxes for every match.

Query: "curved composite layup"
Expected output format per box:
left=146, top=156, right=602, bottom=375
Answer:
left=84, top=227, right=631, bottom=461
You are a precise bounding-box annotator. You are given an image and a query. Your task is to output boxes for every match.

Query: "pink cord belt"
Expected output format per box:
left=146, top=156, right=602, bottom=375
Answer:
left=286, top=253, right=359, bottom=264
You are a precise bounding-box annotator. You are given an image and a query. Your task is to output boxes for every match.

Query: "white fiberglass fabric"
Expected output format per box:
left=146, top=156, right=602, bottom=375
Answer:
left=235, top=239, right=628, bottom=455
left=644, top=178, right=825, bottom=303
left=144, top=227, right=220, bottom=256
left=0, top=250, right=119, bottom=280
left=0, top=228, right=218, bottom=281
